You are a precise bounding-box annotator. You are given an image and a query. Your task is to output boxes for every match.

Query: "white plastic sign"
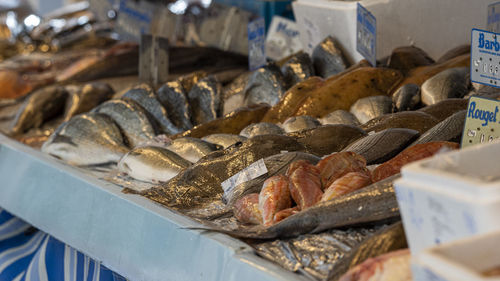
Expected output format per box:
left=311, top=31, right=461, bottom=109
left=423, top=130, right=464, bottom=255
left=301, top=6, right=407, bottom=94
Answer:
left=265, top=16, right=303, bottom=61
left=356, top=3, right=376, bottom=66
left=221, top=158, right=268, bottom=196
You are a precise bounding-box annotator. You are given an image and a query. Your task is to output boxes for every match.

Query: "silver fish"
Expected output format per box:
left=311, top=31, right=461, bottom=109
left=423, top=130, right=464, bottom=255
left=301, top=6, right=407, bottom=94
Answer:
left=187, top=76, right=222, bottom=125
left=63, top=82, right=114, bottom=122
left=350, top=96, right=393, bottom=124
left=281, top=51, right=315, bottom=86
left=117, top=146, right=191, bottom=183
left=412, top=110, right=466, bottom=145
left=421, top=67, right=470, bottom=105
left=222, top=72, right=251, bottom=115
left=42, top=113, right=129, bottom=166
left=202, top=134, right=247, bottom=149
left=243, top=63, right=287, bottom=107
left=320, top=110, right=360, bottom=126
left=282, top=115, right=321, bottom=133
left=123, top=85, right=182, bottom=135
left=239, top=122, right=285, bottom=138
left=91, top=98, right=157, bottom=147
left=312, top=36, right=349, bottom=78
left=157, top=81, right=194, bottom=131
left=167, top=137, right=220, bottom=163
left=392, top=83, right=421, bottom=111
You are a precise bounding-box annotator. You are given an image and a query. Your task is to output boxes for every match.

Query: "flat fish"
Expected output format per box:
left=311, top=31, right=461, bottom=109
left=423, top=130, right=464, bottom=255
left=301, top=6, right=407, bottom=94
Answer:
left=244, top=63, right=287, bottom=106
left=312, top=36, right=349, bottom=78
left=372, top=141, right=459, bottom=182
left=350, top=96, right=393, bottom=124
left=342, top=128, right=419, bottom=164
left=202, top=134, right=247, bottom=149
left=188, top=76, right=222, bottom=125
left=91, top=98, right=157, bottom=147
left=320, top=110, right=360, bottom=126
left=157, top=81, right=194, bottom=131
left=63, top=82, right=114, bottom=122
left=225, top=152, right=320, bottom=207
left=166, top=137, right=220, bottom=163
left=392, top=83, right=421, bottom=111
left=287, top=160, right=323, bottom=210
left=321, top=172, right=372, bottom=201
left=411, top=110, right=466, bottom=145
left=282, top=115, right=320, bottom=133
left=123, top=85, right=182, bottom=135
left=361, top=111, right=439, bottom=135
left=281, top=51, right=315, bottom=86
left=117, top=146, right=191, bottom=183
left=259, top=175, right=293, bottom=226
left=316, top=151, right=369, bottom=188
left=421, top=67, right=470, bottom=105
left=387, top=46, right=434, bottom=75
left=418, top=98, right=468, bottom=122
left=10, top=86, right=68, bottom=135
left=288, top=124, right=367, bottom=157
left=233, top=193, right=262, bottom=225
left=239, top=122, right=284, bottom=138
left=42, top=113, right=129, bottom=166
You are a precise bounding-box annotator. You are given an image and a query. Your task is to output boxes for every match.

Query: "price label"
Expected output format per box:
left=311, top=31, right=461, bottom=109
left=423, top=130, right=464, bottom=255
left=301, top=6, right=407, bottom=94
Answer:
left=470, top=29, right=500, bottom=88
left=115, top=0, right=153, bottom=42
left=248, top=17, right=267, bottom=71
left=461, top=96, right=500, bottom=148
left=488, top=2, right=500, bottom=32
left=265, top=16, right=303, bottom=61
left=356, top=3, right=376, bottom=66
left=221, top=158, right=268, bottom=196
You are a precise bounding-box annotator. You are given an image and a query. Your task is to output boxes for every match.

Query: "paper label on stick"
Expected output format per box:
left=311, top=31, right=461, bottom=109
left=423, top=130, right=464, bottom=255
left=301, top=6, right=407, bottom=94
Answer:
left=221, top=159, right=268, bottom=196
left=461, top=96, right=500, bottom=148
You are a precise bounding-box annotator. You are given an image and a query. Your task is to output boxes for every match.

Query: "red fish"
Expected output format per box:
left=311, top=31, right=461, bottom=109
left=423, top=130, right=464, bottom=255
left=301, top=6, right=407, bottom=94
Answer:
left=316, top=152, right=369, bottom=188
left=259, top=175, right=292, bottom=226
left=372, top=141, right=459, bottom=182
left=287, top=160, right=323, bottom=210
left=273, top=207, right=300, bottom=223
left=233, top=193, right=262, bottom=225
left=321, top=171, right=372, bottom=202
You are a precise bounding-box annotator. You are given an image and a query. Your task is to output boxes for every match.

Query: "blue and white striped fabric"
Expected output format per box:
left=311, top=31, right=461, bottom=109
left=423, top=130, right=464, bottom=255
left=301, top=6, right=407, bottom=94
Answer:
left=0, top=208, right=128, bottom=281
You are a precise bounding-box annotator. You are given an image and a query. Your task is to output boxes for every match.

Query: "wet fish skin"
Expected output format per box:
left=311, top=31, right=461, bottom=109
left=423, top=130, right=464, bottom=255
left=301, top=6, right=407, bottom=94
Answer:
left=202, top=134, right=247, bottom=149
left=321, top=172, right=372, bottom=202
left=316, top=151, right=368, bottom=188
left=287, top=160, right=323, bottom=210
left=63, top=82, right=114, bottom=122
left=312, top=36, right=349, bottom=78
left=166, top=137, right=220, bottom=163
left=178, top=71, right=208, bottom=93
left=239, top=122, right=284, bottom=138
left=123, top=85, right=182, bottom=135
left=411, top=110, right=466, bottom=145
left=361, top=111, right=439, bottom=135
left=259, top=175, right=293, bottom=226
left=387, top=46, right=434, bottom=75
left=91, top=98, right=157, bottom=148
left=320, top=110, right=360, bottom=126
left=10, top=86, right=68, bottom=135
left=418, top=98, right=468, bottom=122
left=42, top=113, right=129, bottom=166
left=421, top=67, right=470, bottom=105
left=350, top=96, right=393, bottom=124
left=342, top=128, right=420, bottom=165
left=281, top=51, right=315, bottom=86
left=282, top=115, right=321, bottom=133
left=157, top=81, right=193, bottom=131
left=188, top=76, right=222, bottom=125
left=392, top=83, right=421, bottom=111
left=117, top=146, right=191, bottom=183
left=244, top=63, right=287, bottom=107
left=233, top=193, right=262, bottom=225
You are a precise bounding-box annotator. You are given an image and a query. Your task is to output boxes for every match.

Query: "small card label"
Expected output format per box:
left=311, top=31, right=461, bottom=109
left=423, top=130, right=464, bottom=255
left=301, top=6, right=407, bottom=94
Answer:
left=248, top=18, right=267, bottom=71
left=302, top=17, right=321, bottom=54
left=356, top=3, right=377, bottom=66
left=470, top=28, right=500, bottom=88
left=221, top=159, right=268, bottom=195
left=115, top=0, right=153, bottom=42
left=265, top=16, right=303, bottom=61
left=461, top=96, right=500, bottom=148
left=488, top=2, right=500, bottom=32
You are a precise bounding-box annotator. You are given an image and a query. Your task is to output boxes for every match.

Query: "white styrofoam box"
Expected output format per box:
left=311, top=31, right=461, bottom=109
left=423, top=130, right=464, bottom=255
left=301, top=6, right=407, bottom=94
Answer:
left=293, top=0, right=491, bottom=64
left=412, top=231, right=500, bottom=281
left=394, top=140, right=500, bottom=255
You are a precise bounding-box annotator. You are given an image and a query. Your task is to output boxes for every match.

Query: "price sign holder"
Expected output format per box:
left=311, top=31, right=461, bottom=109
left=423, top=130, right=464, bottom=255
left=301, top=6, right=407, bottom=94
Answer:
left=470, top=28, right=500, bottom=88
left=461, top=96, right=500, bottom=148
left=356, top=3, right=376, bottom=66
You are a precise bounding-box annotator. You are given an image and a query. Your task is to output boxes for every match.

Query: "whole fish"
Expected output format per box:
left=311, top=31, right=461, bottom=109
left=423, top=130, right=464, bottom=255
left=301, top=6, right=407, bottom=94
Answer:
left=281, top=51, right=315, bottom=86
left=166, top=137, right=220, bottom=163
left=188, top=76, right=222, bottom=125
left=141, top=135, right=305, bottom=209
left=225, top=152, right=320, bottom=207
left=437, top=44, right=470, bottom=63
left=372, top=141, right=459, bottom=182
left=392, top=83, right=421, bottom=111
left=63, top=82, right=114, bottom=122
left=178, top=71, right=208, bottom=93
left=387, top=46, right=434, bottom=75
left=421, top=67, right=470, bottom=105
left=117, top=146, right=191, bottom=183
left=233, top=193, right=262, bottom=225
left=91, top=98, right=157, bottom=147
left=342, top=128, right=420, bottom=164
left=202, top=134, right=247, bottom=149
left=123, top=85, right=182, bottom=135
left=10, top=86, right=67, bottom=135
left=239, top=122, right=284, bottom=138
left=411, top=110, right=466, bottom=145
left=243, top=63, right=287, bottom=107
left=312, top=36, right=349, bottom=78
left=222, top=72, right=251, bottom=115
left=418, top=98, right=468, bottom=122
left=282, top=115, right=321, bottom=133
left=41, top=113, right=129, bottom=166
left=157, top=81, right=194, bottom=131
left=320, top=110, right=360, bottom=126
left=321, top=172, right=372, bottom=202
left=350, top=96, right=393, bottom=124
left=259, top=175, right=293, bottom=226
left=288, top=124, right=367, bottom=157
left=361, top=111, right=439, bottom=135
left=316, top=151, right=369, bottom=188
left=287, top=160, right=323, bottom=210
